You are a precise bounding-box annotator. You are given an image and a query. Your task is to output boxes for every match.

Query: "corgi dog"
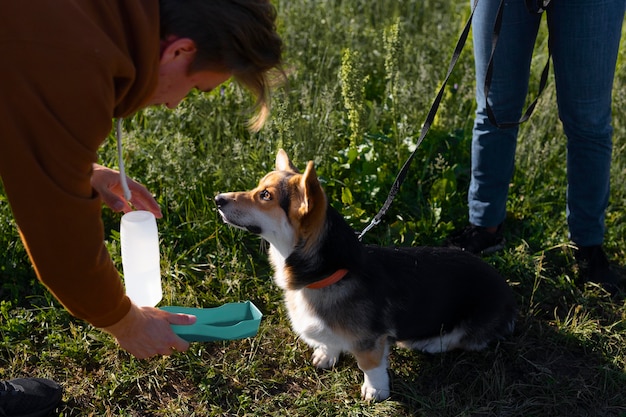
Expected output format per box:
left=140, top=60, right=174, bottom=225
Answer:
left=215, top=150, right=516, bottom=401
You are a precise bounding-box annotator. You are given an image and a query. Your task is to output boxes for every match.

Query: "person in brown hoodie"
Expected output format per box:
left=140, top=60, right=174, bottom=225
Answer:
left=0, top=1, right=283, bottom=415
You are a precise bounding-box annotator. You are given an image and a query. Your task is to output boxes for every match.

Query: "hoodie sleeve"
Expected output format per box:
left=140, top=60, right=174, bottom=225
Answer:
left=0, top=0, right=162, bottom=327
left=0, top=43, right=133, bottom=327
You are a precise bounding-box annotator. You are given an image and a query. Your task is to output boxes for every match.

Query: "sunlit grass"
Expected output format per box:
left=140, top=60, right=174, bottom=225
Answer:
left=1, top=1, right=625, bottom=416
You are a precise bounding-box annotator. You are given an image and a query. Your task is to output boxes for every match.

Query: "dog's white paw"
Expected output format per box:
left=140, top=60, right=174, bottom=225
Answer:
left=361, top=365, right=390, bottom=401
left=311, top=346, right=340, bottom=369
left=361, top=383, right=390, bottom=402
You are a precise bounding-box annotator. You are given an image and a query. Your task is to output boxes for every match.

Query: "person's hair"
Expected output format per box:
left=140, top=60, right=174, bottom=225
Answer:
left=159, top=0, right=285, bottom=131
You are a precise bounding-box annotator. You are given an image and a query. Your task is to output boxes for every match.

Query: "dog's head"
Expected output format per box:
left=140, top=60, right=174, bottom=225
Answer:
left=215, top=149, right=327, bottom=257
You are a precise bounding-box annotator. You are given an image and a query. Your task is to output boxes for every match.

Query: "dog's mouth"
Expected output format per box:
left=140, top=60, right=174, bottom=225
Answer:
left=244, top=225, right=262, bottom=234
left=217, top=210, right=262, bottom=235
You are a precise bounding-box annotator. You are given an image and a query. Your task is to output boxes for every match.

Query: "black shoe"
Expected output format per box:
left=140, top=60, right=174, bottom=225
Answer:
left=0, top=378, right=62, bottom=417
left=575, top=245, right=621, bottom=296
left=446, top=224, right=505, bottom=255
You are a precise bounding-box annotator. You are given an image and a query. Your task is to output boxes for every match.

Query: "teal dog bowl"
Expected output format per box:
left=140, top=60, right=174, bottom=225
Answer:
left=161, top=301, right=263, bottom=342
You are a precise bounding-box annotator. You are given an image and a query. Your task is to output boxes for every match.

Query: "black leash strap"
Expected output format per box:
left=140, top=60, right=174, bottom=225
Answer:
left=358, top=0, right=551, bottom=240
left=358, top=3, right=477, bottom=240
left=485, top=0, right=551, bottom=128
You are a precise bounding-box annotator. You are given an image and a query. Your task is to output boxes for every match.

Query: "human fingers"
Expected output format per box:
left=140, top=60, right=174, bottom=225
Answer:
left=119, top=323, right=189, bottom=359
left=127, top=180, right=163, bottom=218
left=91, top=164, right=134, bottom=212
left=91, top=164, right=161, bottom=217
left=102, top=304, right=190, bottom=358
left=99, top=187, right=132, bottom=213
left=166, top=312, right=197, bottom=326
left=134, top=307, right=192, bottom=355
left=160, top=311, right=196, bottom=352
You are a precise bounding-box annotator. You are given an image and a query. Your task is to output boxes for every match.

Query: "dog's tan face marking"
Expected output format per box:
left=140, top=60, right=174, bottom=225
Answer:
left=216, top=171, right=296, bottom=254
left=215, top=150, right=327, bottom=260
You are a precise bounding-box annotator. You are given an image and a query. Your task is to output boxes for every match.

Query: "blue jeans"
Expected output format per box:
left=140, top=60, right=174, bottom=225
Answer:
left=469, top=0, right=625, bottom=246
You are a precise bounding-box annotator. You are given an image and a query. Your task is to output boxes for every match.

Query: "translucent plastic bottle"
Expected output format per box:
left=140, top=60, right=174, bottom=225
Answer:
left=120, top=210, right=163, bottom=307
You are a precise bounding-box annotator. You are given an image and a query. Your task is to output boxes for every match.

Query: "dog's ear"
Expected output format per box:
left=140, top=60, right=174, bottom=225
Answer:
left=299, top=160, right=325, bottom=216
left=275, top=149, right=299, bottom=173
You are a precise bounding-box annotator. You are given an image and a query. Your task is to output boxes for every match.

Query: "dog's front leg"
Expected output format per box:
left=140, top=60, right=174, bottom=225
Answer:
left=311, top=345, right=341, bottom=369
left=353, top=337, right=390, bottom=401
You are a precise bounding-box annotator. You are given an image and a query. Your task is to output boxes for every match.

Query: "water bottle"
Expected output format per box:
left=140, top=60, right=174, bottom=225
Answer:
left=120, top=210, right=163, bottom=307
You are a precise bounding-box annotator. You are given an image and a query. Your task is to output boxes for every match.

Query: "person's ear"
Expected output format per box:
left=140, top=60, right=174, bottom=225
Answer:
left=159, top=37, right=197, bottom=64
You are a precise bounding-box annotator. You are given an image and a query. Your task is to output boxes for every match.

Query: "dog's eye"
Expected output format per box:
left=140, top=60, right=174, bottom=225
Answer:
left=259, top=190, right=272, bottom=201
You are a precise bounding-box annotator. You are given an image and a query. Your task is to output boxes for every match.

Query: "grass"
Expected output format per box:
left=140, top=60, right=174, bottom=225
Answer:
left=1, top=1, right=626, bottom=415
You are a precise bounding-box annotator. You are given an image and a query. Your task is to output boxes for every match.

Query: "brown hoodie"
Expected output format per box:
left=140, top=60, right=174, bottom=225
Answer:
left=0, top=0, right=160, bottom=327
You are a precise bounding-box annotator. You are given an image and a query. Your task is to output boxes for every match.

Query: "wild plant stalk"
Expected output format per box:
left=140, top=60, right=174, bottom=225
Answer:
left=383, top=20, right=403, bottom=164
left=340, top=48, right=368, bottom=150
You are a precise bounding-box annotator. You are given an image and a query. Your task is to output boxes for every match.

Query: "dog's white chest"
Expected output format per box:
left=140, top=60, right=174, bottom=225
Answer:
left=269, top=245, right=351, bottom=352
left=285, top=291, right=324, bottom=335
left=284, top=290, right=351, bottom=353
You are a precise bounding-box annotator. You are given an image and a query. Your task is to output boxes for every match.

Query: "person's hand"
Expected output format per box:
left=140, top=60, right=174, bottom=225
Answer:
left=101, top=303, right=197, bottom=359
left=91, top=163, right=163, bottom=218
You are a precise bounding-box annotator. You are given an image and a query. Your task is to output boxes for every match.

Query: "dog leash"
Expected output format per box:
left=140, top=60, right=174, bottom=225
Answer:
left=358, top=0, right=551, bottom=240
left=357, top=2, right=478, bottom=240
left=116, top=118, right=132, bottom=202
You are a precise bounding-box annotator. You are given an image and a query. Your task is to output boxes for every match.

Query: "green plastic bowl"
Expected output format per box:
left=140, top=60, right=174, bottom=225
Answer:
left=161, top=301, right=263, bottom=342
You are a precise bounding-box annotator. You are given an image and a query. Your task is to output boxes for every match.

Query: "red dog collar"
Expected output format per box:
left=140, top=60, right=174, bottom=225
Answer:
left=306, top=269, right=349, bottom=289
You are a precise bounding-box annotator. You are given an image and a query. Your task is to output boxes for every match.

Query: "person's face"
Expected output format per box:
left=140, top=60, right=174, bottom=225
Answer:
left=148, top=38, right=232, bottom=109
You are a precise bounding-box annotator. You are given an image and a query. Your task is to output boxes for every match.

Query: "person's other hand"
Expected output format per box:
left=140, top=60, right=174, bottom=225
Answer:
left=101, top=303, right=196, bottom=359
left=91, top=163, right=163, bottom=218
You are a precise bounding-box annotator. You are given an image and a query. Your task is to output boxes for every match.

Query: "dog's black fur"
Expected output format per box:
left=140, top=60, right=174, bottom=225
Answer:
left=215, top=149, right=517, bottom=401
left=287, top=203, right=516, bottom=343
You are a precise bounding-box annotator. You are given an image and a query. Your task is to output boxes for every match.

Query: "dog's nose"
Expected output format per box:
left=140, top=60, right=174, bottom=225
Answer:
left=215, top=195, right=228, bottom=208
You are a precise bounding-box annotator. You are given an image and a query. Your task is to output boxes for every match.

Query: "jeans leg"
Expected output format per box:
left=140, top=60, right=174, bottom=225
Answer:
left=469, top=0, right=542, bottom=227
left=547, top=0, right=625, bottom=246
